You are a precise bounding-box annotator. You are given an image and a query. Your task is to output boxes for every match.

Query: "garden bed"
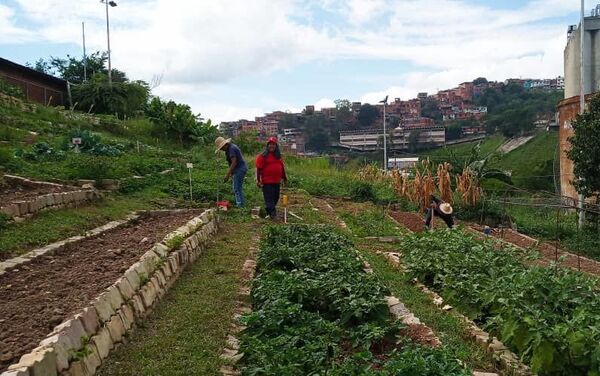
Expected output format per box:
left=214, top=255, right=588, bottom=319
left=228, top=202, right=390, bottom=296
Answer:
left=399, top=229, right=600, bottom=375
left=468, top=223, right=600, bottom=276
left=0, top=175, right=99, bottom=219
left=0, top=210, right=202, bottom=373
left=237, top=225, right=471, bottom=375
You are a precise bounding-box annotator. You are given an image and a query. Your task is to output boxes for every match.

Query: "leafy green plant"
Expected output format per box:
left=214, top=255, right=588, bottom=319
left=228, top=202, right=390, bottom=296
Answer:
left=0, top=212, right=10, bottom=230
left=400, top=229, right=600, bottom=375
left=349, top=181, right=376, bottom=202
left=239, top=225, right=470, bottom=375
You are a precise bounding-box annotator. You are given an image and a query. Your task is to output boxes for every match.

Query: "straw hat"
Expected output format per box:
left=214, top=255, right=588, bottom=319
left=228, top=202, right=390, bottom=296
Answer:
left=214, top=136, right=231, bottom=153
left=439, top=202, right=453, bottom=215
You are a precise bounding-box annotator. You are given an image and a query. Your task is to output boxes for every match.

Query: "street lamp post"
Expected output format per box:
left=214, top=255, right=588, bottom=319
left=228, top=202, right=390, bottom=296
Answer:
left=379, top=96, right=389, bottom=171
left=101, top=0, right=117, bottom=86
left=579, top=0, right=585, bottom=229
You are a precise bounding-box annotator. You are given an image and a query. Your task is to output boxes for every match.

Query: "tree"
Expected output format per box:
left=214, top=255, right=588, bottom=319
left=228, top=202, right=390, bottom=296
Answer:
left=421, top=98, right=442, bottom=123
left=146, top=97, right=212, bottom=145
left=334, top=99, right=354, bottom=126
left=449, top=142, right=512, bottom=184
left=408, top=130, right=421, bottom=153
left=29, top=51, right=126, bottom=83
left=473, top=77, right=488, bottom=85
left=357, top=103, right=379, bottom=128
left=567, top=93, right=600, bottom=197
left=72, top=73, right=149, bottom=117
left=26, top=59, right=52, bottom=74
left=446, top=122, right=463, bottom=141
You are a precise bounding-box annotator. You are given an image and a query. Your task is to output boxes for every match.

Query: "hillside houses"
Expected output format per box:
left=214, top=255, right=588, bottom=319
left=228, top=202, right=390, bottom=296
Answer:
left=219, top=75, right=563, bottom=153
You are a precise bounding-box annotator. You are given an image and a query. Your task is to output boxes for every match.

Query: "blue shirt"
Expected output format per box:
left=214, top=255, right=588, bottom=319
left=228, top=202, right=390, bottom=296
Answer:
left=226, top=143, right=247, bottom=172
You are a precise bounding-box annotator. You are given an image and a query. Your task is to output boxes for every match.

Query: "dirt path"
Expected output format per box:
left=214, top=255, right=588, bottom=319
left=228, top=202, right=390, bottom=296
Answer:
left=0, top=210, right=200, bottom=372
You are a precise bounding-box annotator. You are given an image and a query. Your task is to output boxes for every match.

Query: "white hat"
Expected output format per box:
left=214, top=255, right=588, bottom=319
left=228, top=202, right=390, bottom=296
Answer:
left=439, top=202, right=453, bottom=215
left=214, top=137, right=231, bottom=153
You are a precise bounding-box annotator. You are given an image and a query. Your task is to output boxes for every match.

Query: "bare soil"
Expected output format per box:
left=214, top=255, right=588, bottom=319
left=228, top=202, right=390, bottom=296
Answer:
left=0, top=210, right=200, bottom=372
left=468, top=224, right=600, bottom=277
left=0, top=181, right=76, bottom=207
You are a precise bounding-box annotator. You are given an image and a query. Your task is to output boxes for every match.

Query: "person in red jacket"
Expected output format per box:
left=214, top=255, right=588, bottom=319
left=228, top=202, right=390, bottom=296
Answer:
left=256, top=137, right=287, bottom=219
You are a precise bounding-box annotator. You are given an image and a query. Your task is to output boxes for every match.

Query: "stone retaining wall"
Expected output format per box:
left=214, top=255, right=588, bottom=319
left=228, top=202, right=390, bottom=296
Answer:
left=1, top=209, right=219, bottom=376
left=1, top=175, right=100, bottom=219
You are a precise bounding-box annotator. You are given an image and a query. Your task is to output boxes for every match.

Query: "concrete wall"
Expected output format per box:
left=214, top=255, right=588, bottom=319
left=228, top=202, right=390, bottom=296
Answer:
left=564, top=17, right=600, bottom=98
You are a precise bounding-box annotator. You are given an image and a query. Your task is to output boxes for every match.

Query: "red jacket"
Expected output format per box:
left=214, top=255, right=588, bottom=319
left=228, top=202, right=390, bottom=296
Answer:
left=256, top=153, right=286, bottom=184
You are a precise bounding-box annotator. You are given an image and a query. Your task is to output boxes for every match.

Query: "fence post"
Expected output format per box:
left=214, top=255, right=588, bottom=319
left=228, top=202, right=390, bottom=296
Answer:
left=555, top=207, right=560, bottom=272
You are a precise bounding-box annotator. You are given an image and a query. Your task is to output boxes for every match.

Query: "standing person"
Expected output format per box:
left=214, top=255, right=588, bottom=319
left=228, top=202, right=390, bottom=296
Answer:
left=424, top=194, right=454, bottom=229
left=215, top=136, right=248, bottom=208
left=256, top=137, right=287, bottom=219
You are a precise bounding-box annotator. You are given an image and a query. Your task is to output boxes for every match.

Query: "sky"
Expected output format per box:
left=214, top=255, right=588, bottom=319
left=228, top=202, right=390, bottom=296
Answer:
left=0, top=0, right=585, bottom=123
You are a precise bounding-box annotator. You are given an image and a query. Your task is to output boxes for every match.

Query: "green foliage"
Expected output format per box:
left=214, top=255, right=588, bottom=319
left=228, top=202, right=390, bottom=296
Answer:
left=0, top=78, right=24, bottom=98
left=357, top=103, right=379, bottom=128
left=72, top=73, right=150, bottom=118
left=65, top=130, right=125, bottom=156
left=0, top=212, right=10, bottom=230
left=401, top=229, right=600, bottom=375
left=0, top=148, right=13, bottom=166
left=567, top=93, right=600, bottom=197
left=340, top=208, right=401, bottom=238
left=475, top=85, right=562, bottom=137
left=349, top=181, right=376, bottom=202
left=30, top=51, right=126, bottom=84
left=15, top=142, right=65, bottom=161
left=146, top=97, right=215, bottom=146
left=233, top=131, right=262, bottom=155
left=65, top=155, right=120, bottom=180
left=240, top=225, right=469, bottom=375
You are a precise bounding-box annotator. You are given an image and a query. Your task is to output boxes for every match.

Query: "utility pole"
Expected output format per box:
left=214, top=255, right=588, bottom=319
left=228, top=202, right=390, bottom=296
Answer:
left=102, top=1, right=117, bottom=86
left=82, top=22, right=87, bottom=82
left=579, top=0, right=586, bottom=229
left=380, top=96, right=389, bottom=171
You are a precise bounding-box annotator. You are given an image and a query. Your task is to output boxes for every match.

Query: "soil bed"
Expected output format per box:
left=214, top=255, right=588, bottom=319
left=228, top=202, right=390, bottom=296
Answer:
left=0, top=181, right=76, bottom=206
left=0, top=210, right=200, bottom=372
left=469, top=224, right=600, bottom=276
left=388, top=211, right=442, bottom=232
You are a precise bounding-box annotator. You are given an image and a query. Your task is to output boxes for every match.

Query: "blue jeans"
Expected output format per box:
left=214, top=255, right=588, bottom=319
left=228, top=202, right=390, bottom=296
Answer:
left=232, top=167, right=247, bottom=208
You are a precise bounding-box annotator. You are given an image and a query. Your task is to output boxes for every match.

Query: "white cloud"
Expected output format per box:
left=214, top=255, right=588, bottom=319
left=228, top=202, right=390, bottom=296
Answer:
left=314, top=98, right=336, bottom=109
left=4, top=0, right=580, bottom=121
left=0, top=4, right=34, bottom=43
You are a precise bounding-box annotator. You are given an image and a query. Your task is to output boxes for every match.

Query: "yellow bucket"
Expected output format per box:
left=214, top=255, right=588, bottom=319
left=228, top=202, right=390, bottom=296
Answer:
left=282, top=194, right=289, bottom=206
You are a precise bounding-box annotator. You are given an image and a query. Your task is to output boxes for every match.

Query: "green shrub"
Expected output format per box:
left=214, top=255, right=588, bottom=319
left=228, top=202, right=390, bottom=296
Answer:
left=0, top=78, right=24, bottom=98
left=240, top=225, right=470, bottom=375
left=65, top=155, right=118, bottom=180
left=0, top=212, right=10, bottom=230
left=349, top=181, right=376, bottom=202
left=401, top=229, right=600, bottom=375
left=0, top=148, right=13, bottom=166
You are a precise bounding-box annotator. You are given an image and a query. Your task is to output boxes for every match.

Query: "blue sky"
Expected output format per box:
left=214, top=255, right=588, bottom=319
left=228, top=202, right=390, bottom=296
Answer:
left=0, top=0, right=583, bottom=122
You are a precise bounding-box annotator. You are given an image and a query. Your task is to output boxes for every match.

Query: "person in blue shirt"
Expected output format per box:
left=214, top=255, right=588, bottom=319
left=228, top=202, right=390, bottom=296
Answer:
left=215, top=136, right=248, bottom=208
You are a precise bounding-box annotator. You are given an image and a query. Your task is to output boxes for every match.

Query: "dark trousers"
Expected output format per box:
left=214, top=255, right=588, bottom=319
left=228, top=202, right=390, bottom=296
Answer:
left=262, top=184, right=281, bottom=219
left=425, top=195, right=454, bottom=228
left=425, top=208, right=454, bottom=228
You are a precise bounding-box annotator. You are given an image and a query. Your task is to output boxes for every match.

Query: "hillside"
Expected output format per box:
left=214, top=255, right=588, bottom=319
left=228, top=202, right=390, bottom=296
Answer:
left=415, top=132, right=558, bottom=192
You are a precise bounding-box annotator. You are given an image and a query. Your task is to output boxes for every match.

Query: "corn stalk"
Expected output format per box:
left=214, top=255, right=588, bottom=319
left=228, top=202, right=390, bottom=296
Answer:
left=456, top=167, right=481, bottom=207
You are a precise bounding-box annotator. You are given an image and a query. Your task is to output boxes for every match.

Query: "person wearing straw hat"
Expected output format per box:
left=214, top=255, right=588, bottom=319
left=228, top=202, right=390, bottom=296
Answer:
left=255, top=137, right=287, bottom=220
left=424, top=195, right=455, bottom=229
left=215, top=136, right=248, bottom=208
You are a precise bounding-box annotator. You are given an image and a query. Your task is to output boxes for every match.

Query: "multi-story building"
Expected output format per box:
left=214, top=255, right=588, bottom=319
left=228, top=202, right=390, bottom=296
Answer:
left=559, top=13, right=600, bottom=201
left=339, top=124, right=445, bottom=151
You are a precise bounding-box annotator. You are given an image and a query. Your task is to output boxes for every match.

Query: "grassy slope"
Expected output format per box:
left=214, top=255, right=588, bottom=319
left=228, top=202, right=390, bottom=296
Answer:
left=98, top=219, right=257, bottom=376
left=495, top=131, right=558, bottom=191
